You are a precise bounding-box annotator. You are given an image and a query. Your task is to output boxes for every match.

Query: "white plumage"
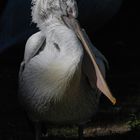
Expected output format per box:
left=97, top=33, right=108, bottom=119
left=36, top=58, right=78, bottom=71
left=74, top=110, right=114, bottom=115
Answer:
left=19, top=0, right=115, bottom=139
left=19, top=22, right=101, bottom=122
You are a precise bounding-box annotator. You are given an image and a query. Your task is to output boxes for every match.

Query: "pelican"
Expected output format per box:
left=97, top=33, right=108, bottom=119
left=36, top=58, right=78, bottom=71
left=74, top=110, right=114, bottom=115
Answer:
left=18, top=0, right=116, bottom=139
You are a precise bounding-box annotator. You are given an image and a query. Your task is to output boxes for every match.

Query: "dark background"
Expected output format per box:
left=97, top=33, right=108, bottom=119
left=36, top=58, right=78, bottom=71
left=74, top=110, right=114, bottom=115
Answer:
left=0, top=0, right=140, bottom=139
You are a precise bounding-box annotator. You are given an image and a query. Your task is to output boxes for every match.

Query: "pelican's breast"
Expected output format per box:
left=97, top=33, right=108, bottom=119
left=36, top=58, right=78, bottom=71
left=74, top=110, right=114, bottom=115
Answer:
left=19, top=25, right=84, bottom=118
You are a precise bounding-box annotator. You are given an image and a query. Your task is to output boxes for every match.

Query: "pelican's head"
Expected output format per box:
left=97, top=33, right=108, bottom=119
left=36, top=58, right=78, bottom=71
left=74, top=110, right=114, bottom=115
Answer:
left=60, top=0, right=78, bottom=18
left=31, top=0, right=78, bottom=28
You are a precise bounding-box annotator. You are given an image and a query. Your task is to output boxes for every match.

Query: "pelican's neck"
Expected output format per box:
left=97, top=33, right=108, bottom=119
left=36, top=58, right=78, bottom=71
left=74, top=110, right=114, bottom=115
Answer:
left=39, top=15, right=66, bottom=34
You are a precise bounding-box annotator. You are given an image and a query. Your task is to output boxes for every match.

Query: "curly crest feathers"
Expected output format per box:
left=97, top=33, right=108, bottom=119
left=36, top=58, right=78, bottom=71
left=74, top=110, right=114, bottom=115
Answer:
left=31, top=0, right=78, bottom=28
left=32, top=0, right=63, bottom=25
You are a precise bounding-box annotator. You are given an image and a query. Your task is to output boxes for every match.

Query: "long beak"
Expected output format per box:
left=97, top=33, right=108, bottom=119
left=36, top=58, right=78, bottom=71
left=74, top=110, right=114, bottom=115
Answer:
left=62, top=16, right=116, bottom=105
left=74, top=20, right=116, bottom=105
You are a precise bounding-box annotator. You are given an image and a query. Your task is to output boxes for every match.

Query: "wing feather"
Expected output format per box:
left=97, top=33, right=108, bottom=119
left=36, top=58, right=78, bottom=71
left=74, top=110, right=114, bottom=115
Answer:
left=19, top=31, right=45, bottom=75
left=24, top=31, right=46, bottom=63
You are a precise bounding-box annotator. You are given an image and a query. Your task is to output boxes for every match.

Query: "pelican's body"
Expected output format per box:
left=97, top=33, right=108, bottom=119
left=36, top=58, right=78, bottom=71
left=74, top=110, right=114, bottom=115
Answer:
left=19, top=0, right=115, bottom=139
left=19, top=21, right=102, bottom=124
